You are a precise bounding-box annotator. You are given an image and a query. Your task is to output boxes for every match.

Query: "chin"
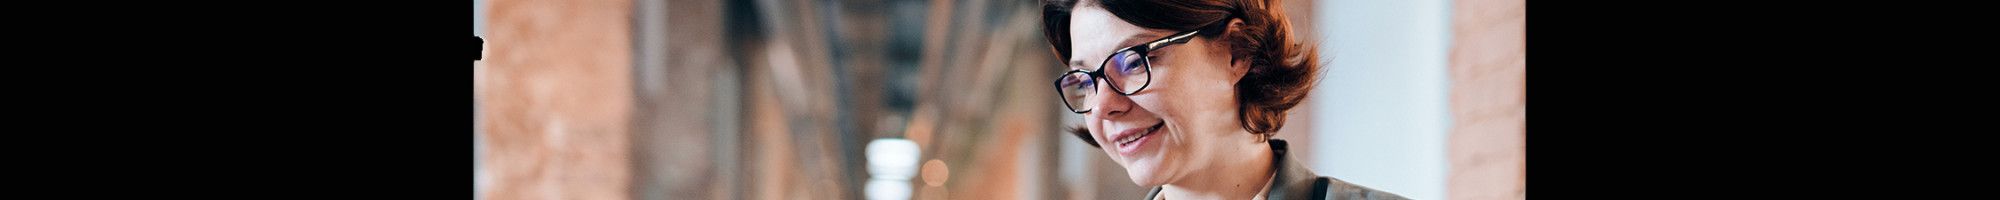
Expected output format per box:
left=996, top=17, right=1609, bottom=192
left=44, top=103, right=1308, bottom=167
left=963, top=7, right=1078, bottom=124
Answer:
left=1128, top=172, right=1168, bottom=186
left=1121, top=159, right=1173, bottom=186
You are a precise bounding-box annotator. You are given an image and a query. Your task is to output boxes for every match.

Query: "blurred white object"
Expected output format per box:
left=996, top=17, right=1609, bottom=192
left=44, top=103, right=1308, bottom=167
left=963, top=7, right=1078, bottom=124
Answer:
left=866, top=138, right=921, bottom=200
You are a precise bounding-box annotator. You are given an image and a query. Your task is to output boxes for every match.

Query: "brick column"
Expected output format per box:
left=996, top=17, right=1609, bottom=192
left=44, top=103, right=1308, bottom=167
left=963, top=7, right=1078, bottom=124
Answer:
left=477, top=0, right=633, bottom=199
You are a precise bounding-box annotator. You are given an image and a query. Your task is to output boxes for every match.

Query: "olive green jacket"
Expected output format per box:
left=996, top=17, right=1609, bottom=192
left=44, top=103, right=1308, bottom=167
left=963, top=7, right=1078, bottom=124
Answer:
left=1141, top=139, right=1410, bottom=200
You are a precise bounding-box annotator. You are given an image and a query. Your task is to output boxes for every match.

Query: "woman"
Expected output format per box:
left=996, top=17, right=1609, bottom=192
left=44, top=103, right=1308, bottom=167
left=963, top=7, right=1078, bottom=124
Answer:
left=1044, top=0, right=1408, bottom=199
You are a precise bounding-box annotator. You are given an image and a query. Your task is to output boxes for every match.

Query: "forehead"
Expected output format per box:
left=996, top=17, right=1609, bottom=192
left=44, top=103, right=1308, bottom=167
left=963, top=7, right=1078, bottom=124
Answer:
left=1066, top=5, right=1154, bottom=68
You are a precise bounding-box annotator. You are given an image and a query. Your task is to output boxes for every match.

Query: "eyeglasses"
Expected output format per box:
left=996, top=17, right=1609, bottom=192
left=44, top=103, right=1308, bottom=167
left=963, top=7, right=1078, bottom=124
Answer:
left=1052, top=28, right=1203, bottom=114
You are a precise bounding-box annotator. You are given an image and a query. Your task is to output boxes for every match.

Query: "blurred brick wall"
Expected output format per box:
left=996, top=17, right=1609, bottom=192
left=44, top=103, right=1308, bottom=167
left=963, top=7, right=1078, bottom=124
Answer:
left=1445, top=0, right=1524, bottom=199
left=477, top=0, right=634, bottom=199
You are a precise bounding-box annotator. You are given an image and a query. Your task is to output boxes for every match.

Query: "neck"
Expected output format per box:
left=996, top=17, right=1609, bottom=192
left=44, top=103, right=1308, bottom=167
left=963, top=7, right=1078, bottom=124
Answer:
left=1161, top=137, right=1276, bottom=200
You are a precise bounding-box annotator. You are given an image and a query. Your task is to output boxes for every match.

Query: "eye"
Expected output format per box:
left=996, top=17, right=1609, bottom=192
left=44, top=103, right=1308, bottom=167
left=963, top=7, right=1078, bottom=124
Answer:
left=1064, top=74, right=1095, bottom=89
left=1113, top=50, right=1145, bottom=74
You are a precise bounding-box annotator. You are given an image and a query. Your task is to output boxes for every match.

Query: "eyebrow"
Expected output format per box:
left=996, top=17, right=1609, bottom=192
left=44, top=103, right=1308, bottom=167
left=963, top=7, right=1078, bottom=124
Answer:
left=1067, top=32, right=1170, bottom=69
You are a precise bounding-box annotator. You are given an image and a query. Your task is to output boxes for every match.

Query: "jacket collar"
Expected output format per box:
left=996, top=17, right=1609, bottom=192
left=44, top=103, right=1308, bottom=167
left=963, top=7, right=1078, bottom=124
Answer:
left=1142, top=139, right=1318, bottom=200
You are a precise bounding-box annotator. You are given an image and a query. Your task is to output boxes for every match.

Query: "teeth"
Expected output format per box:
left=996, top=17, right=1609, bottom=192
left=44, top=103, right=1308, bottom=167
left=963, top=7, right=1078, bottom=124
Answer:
left=1118, top=124, right=1159, bottom=145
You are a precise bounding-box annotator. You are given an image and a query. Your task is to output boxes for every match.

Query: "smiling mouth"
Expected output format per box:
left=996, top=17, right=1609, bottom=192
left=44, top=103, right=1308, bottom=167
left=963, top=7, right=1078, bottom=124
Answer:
left=1116, top=122, right=1166, bottom=146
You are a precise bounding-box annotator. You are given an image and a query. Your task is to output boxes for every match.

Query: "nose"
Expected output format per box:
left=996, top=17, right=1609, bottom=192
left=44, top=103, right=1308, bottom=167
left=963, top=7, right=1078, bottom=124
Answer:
left=1088, top=77, right=1136, bottom=120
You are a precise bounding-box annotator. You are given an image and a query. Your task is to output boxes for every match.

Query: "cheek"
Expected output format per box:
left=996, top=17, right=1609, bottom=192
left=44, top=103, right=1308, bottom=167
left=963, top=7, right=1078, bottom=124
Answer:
left=1086, top=117, right=1106, bottom=142
left=1148, top=52, right=1241, bottom=133
left=1154, top=57, right=1237, bottom=107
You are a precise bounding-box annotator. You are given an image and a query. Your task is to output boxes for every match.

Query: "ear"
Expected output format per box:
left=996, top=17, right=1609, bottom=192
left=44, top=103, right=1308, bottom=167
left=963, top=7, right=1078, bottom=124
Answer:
left=1221, top=18, right=1250, bottom=84
left=1230, top=53, right=1250, bottom=81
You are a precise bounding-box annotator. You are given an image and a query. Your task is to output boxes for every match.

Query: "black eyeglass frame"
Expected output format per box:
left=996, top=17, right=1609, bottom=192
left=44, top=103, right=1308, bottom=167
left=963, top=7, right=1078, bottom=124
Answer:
left=1052, top=27, right=1205, bottom=114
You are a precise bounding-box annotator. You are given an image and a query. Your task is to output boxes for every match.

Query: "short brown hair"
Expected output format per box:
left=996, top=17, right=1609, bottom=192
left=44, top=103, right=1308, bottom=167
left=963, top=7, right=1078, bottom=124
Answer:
left=1046, top=0, right=1320, bottom=147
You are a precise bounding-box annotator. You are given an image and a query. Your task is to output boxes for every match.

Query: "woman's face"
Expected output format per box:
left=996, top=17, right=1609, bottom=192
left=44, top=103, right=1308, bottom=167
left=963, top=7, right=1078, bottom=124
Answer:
left=1067, top=4, right=1247, bottom=186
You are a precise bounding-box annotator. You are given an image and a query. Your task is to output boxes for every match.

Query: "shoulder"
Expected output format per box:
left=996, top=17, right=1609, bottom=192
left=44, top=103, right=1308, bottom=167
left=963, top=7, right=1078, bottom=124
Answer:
left=1315, top=176, right=1410, bottom=200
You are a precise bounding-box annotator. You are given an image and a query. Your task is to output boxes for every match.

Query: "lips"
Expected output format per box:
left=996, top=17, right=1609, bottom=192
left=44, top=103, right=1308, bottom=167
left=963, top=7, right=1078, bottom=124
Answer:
left=1113, top=122, right=1165, bottom=154
left=1116, top=123, right=1163, bottom=145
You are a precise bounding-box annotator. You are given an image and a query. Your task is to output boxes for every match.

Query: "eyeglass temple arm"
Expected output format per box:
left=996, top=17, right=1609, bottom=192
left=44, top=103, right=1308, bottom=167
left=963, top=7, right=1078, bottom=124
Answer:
left=1143, top=30, right=1200, bottom=51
